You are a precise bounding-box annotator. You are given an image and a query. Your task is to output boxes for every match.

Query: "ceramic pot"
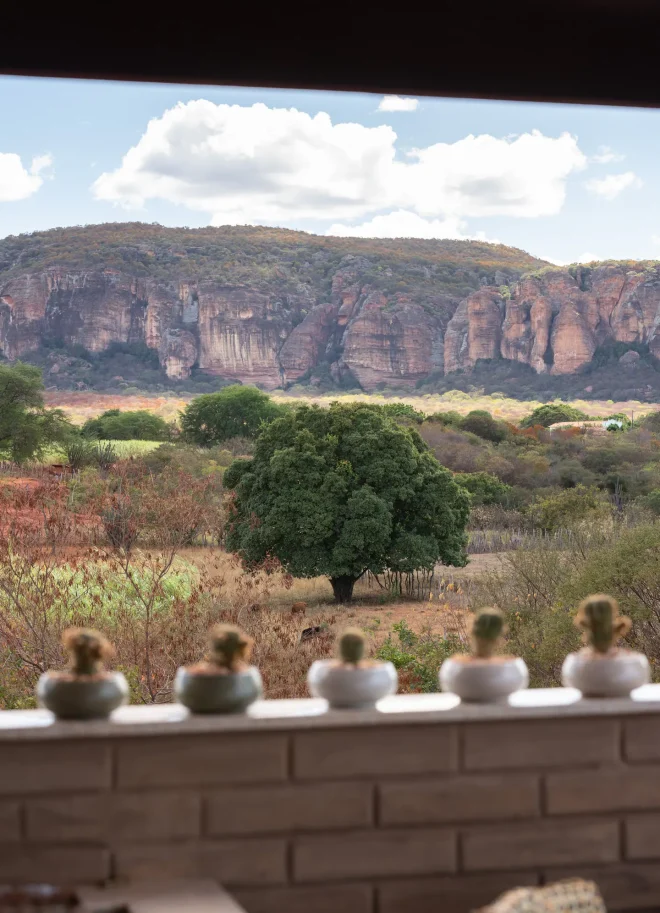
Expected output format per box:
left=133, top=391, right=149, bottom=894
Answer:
left=307, top=660, right=397, bottom=709
left=440, top=656, right=528, bottom=703
left=562, top=648, right=650, bottom=697
left=174, top=666, right=262, bottom=714
left=37, top=671, right=129, bottom=720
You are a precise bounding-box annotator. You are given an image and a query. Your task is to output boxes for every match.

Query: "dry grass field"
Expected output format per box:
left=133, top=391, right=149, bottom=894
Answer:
left=45, top=389, right=659, bottom=425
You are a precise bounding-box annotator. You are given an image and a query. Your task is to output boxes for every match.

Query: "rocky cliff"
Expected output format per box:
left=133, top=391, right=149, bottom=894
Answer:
left=5, top=227, right=659, bottom=392
left=446, top=263, right=660, bottom=377
left=0, top=224, right=542, bottom=391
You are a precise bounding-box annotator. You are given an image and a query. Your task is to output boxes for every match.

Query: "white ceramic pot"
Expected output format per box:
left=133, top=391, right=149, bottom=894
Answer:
left=439, top=656, right=529, bottom=703
left=562, top=649, right=650, bottom=697
left=307, top=661, right=397, bottom=709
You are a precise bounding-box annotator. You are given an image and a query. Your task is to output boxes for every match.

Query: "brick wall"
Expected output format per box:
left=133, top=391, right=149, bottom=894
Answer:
left=4, top=691, right=660, bottom=912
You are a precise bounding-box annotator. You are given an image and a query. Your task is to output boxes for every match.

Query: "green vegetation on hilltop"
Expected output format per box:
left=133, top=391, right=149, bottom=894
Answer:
left=0, top=223, right=546, bottom=302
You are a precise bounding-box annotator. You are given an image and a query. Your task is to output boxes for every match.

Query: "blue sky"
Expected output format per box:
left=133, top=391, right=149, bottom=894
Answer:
left=1, top=75, right=659, bottom=264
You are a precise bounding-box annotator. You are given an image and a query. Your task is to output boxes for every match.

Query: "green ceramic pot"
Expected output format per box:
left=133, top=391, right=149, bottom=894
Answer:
left=175, top=666, right=262, bottom=714
left=37, top=671, right=129, bottom=720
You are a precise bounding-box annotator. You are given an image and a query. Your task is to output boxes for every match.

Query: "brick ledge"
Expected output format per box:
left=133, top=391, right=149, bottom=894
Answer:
left=1, top=684, right=659, bottom=741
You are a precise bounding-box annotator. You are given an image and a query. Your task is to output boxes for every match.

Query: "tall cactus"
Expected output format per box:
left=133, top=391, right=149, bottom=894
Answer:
left=62, top=628, right=113, bottom=676
left=339, top=628, right=366, bottom=665
left=575, top=594, right=631, bottom=653
left=208, top=623, right=253, bottom=672
left=471, top=608, right=505, bottom=659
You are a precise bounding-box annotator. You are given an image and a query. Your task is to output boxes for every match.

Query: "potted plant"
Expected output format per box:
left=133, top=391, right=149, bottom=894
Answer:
left=307, top=627, right=397, bottom=709
left=562, top=594, right=650, bottom=697
left=439, top=607, right=528, bottom=702
left=175, top=623, right=262, bottom=713
left=37, top=628, right=129, bottom=720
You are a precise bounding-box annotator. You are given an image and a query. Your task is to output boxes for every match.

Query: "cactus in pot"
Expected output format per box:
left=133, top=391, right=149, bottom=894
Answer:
left=174, top=623, right=262, bottom=713
left=307, top=627, right=397, bottom=709
left=439, top=608, right=528, bottom=703
left=37, top=628, right=129, bottom=720
left=562, top=594, right=650, bottom=697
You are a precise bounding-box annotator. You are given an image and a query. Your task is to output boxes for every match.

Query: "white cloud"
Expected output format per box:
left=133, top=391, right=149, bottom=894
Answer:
left=93, top=101, right=586, bottom=231
left=591, top=145, right=625, bottom=164
left=576, top=252, right=602, bottom=263
left=584, top=171, right=642, bottom=201
left=378, top=95, right=419, bottom=112
left=0, top=152, right=52, bottom=202
left=326, top=209, right=498, bottom=242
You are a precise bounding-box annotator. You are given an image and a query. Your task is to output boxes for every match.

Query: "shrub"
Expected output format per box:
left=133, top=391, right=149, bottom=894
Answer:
left=454, top=471, right=512, bottom=506
left=180, top=385, right=285, bottom=446
left=460, top=409, right=508, bottom=442
left=82, top=409, right=172, bottom=441
left=425, top=411, right=463, bottom=427
left=379, top=403, right=425, bottom=424
left=376, top=621, right=466, bottom=692
left=527, top=485, right=606, bottom=531
left=64, top=439, right=96, bottom=471
left=520, top=404, right=589, bottom=429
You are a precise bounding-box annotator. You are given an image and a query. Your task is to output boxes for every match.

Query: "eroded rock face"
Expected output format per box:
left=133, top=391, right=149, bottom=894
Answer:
left=454, top=264, right=660, bottom=376
left=5, top=259, right=660, bottom=389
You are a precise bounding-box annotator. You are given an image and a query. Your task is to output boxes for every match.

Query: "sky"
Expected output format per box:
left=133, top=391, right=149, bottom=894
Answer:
left=1, top=75, right=660, bottom=264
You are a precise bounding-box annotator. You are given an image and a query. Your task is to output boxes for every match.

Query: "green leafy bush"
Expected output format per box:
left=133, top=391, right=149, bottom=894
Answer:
left=527, top=485, right=606, bottom=531
left=454, top=471, right=512, bottom=506
left=460, top=410, right=508, bottom=442
left=82, top=409, right=172, bottom=441
left=520, top=404, right=589, bottom=428
left=181, top=386, right=285, bottom=446
left=376, top=621, right=465, bottom=692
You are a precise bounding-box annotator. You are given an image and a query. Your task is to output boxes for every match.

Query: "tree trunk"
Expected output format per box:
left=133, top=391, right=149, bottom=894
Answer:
left=330, top=575, right=357, bottom=604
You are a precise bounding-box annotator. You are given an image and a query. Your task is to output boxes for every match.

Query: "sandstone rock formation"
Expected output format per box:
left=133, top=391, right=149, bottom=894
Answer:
left=446, top=263, right=660, bottom=376
left=5, top=226, right=659, bottom=391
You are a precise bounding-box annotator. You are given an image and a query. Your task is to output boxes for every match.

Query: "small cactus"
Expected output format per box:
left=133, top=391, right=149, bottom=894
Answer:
left=62, top=628, right=113, bottom=677
left=339, top=628, right=366, bottom=665
left=471, top=608, right=505, bottom=659
left=575, top=594, right=631, bottom=654
left=208, top=623, right=253, bottom=672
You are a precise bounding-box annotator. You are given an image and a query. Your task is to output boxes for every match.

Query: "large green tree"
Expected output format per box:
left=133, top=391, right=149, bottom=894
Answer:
left=224, top=403, right=470, bottom=602
left=180, top=385, right=285, bottom=446
left=0, top=363, right=70, bottom=463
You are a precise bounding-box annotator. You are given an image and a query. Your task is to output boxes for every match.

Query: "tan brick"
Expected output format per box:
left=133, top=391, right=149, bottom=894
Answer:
left=0, top=845, right=109, bottom=882
left=117, top=733, right=288, bottom=788
left=294, top=828, right=456, bottom=882
left=378, top=873, right=539, bottom=913
left=550, top=863, right=660, bottom=911
left=464, top=719, right=619, bottom=770
left=463, top=819, right=619, bottom=871
left=625, top=814, right=660, bottom=859
left=295, top=725, right=457, bottom=780
left=206, top=781, right=372, bottom=835
left=0, top=741, right=111, bottom=795
left=26, top=791, right=200, bottom=841
left=547, top=765, right=660, bottom=815
left=115, top=838, right=287, bottom=886
left=625, top=718, right=660, bottom=762
left=234, top=884, right=373, bottom=913
left=380, top=774, right=539, bottom=825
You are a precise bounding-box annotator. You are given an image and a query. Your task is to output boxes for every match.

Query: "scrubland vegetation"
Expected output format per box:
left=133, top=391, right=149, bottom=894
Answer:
left=4, top=367, right=660, bottom=706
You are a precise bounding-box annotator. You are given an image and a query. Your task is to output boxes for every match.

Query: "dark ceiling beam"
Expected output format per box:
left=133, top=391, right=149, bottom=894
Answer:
left=2, top=2, right=660, bottom=109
